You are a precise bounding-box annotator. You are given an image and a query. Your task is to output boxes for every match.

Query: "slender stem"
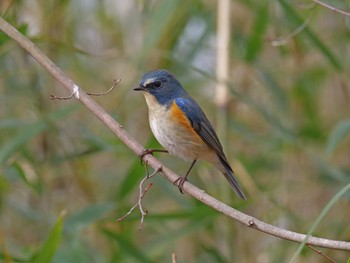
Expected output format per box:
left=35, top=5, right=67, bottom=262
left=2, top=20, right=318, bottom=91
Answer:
left=313, top=0, right=350, bottom=17
left=215, top=0, right=230, bottom=108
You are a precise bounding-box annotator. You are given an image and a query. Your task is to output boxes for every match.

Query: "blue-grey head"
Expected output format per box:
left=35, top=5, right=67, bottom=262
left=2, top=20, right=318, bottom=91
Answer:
left=134, top=70, right=189, bottom=105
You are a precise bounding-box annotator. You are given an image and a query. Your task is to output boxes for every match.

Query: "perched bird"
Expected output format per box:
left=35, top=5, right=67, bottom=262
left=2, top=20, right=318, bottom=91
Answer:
left=134, top=70, right=246, bottom=200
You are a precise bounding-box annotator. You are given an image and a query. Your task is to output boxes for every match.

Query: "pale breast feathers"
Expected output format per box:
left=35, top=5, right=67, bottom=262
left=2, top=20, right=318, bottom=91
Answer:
left=144, top=93, right=208, bottom=160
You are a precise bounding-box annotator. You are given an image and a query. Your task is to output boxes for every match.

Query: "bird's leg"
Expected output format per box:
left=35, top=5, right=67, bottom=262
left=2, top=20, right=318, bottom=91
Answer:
left=174, top=159, right=197, bottom=194
left=139, top=148, right=169, bottom=163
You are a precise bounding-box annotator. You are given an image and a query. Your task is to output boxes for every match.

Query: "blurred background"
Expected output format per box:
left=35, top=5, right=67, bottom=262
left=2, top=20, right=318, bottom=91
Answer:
left=0, top=0, right=349, bottom=262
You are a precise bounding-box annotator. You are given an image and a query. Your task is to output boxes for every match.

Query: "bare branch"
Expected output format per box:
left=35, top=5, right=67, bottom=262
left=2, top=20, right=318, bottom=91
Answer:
left=86, top=79, right=121, bottom=96
left=51, top=79, right=121, bottom=100
left=50, top=84, right=81, bottom=100
left=1, top=16, right=350, bottom=251
left=271, top=15, right=312, bottom=46
left=271, top=0, right=350, bottom=47
left=171, top=253, right=177, bottom=263
left=116, top=182, right=152, bottom=226
left=306, top=244, right=337, bottom=263
left=117, top=164, right=162, bottom=230
left=313, top=0, right=350, bottom=17
left=215, top=0, right=230, bottom=107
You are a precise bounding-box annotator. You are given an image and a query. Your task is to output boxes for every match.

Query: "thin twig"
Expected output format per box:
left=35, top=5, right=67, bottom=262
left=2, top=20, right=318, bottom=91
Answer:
left=171, top=253, right=177, bottom=263
left=51, top=79, right=120, bottom=100
left=50, top=94, right=75, bottom=100
left=306, top=244, right=337, bottom=263
left=297, top=0, right=315, bottom=10
left=50, top=84, right=80, bottom=100
left=87, top=79, right=121, bottom=96
left=313, top=0, right=350, bottom=17
left=1, top=16, right=350, bottom=251
left=271, top=15, right=312, bottom=46
left=137, top=164, right=162, bottom=230
left=116, top=183, right=153, bottom=224
left=117, top=164, right=162, bottom=230
left=137, top=182, right=152, bottom=230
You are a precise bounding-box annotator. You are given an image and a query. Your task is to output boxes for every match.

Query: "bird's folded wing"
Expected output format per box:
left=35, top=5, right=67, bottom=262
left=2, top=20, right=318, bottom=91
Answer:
left=175, top=98, right=227, bottom=160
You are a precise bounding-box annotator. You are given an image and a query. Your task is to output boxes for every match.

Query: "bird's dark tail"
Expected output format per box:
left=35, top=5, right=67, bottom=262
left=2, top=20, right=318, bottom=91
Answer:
left=218, top=156, right=246, bottom=200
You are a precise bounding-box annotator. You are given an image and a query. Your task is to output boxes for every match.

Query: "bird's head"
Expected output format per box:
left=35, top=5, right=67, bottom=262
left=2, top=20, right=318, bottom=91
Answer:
left=134, top=70, right=188, bottom=105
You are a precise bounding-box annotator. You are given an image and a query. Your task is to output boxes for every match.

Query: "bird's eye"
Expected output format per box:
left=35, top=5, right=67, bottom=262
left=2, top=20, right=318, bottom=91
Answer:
left=153, top=81, right=162, bottom=88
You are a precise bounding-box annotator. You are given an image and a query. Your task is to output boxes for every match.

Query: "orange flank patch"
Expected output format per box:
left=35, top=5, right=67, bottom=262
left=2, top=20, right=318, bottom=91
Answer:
left=170, top=101, right=202, bottom=139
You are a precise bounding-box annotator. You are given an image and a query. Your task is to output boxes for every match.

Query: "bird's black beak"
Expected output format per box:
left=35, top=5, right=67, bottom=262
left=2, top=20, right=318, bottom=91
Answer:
left=133, top=85, right=145, bottom=91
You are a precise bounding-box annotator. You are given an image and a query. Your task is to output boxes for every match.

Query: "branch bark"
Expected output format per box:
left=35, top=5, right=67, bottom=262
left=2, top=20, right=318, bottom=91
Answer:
left=313, top=0, right=350, bottom=17
left=1, top=16, right=349, bottom=251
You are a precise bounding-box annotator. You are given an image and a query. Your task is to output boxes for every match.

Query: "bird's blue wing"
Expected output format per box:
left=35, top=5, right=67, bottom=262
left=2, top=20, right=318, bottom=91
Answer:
left=175, top=97, right=224, bottom=156
left=175, top=97, right=246, bottom=199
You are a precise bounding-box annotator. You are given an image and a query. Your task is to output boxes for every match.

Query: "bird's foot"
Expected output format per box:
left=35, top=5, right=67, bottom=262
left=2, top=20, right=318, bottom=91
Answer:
left=139, top=149, right=154, bottom=158
left=174, top=176, right=187, bottom=194
left=138, top=149, right=169, bottom=164
left=138, top=149, right=154, bottom=165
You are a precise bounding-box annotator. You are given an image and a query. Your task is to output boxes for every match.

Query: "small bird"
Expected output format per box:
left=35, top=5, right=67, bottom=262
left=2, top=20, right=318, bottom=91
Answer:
left=134, top=70, right=246, bottom=200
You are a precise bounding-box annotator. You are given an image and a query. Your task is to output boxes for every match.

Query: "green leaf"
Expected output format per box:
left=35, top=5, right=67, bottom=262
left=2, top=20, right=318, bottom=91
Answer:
left=116, top=158, right=145, bottom=200
left=31, top=212, right=65, bottom=263
left=0, top=121, right=48, bottom=165
left=201, top=245, right=227, bottom=263
left=144, top=216, right=213, bottom=254
left=5, top=161, right=43, bottom=194
left=278, top=0, right=342, bottom=70
left=0, top=107, right=75, bottom=166
left=228, top=85, right=296, bottom=142
left=52, top=240, right=91, bottom=263
left=138, top=0, right=182, bottom=66
left=290, top=183, right=350, bottom=262
left=245, top=3, right=268, bottom=62
left=258, top=67, right=288, bottom=113
left=65, top=203, right=115, bottom=231
left=326, top=119, right=350, bottom=157
left=312, top=155, right=348, bottom=183
left=102, top=229, right=152, bottom=263
left=0, top=119, right=27, bottom=129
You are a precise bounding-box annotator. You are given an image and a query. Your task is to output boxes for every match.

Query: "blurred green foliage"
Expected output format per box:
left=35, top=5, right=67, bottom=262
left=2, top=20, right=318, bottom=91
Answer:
left=0, top=0, right=350, bottom=262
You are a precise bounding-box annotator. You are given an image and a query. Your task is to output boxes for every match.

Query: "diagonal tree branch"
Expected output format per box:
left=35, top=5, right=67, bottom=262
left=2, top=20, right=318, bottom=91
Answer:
left=1, top=16, right=349, bottom=251
left=313, top=0, right=350, bottom=17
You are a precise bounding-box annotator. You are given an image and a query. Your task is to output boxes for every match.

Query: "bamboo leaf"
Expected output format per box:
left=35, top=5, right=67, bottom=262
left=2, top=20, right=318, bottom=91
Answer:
left=65, top=203, right=115, bottom=231
left=326, top=119, right=350, bottom=157
left=290, top=183, right=350, bottom=262
left=245, top=3, right=268, bottom=62
left=31, top=212, right=65, bottom=263
left=102, top=229, right=152, bottom=263
left=278, top=0, right=342, bottom=70
left=0, top=107, right=75, bottom=166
